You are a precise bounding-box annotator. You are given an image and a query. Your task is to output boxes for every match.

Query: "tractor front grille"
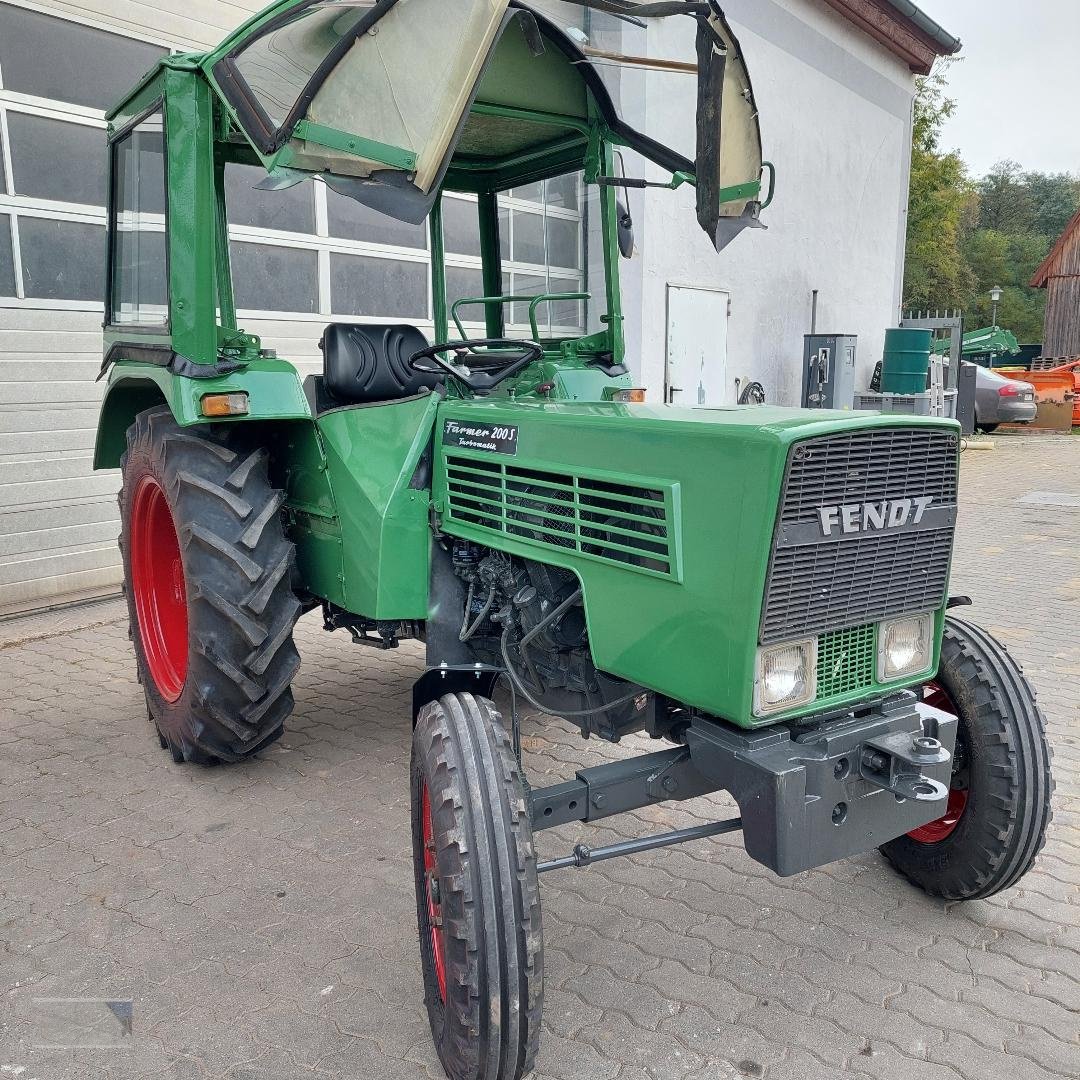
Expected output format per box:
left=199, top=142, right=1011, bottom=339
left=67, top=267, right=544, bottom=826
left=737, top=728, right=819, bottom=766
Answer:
left=443, top=455, right=678, bottom=578
left=816, top=623, right=876, bottom=700
left=762, top=428, right=959, bottom=644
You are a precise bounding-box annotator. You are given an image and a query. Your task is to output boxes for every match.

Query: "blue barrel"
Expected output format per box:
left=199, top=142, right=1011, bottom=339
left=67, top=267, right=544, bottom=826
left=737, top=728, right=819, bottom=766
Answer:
left=881, top=328, right=932, bottom=395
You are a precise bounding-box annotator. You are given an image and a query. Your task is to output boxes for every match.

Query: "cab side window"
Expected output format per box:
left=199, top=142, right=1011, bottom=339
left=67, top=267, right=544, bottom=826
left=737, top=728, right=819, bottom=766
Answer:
left=109, top=113, right=168, bottom=326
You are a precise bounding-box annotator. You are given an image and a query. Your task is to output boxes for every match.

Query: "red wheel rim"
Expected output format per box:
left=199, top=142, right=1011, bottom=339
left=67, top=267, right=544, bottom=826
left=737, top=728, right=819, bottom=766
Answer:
left=421, top=781, right=448, bottom=1002
left=130, top=475, right=188, bottom=702
left=906, top=681, right=968, bottom=843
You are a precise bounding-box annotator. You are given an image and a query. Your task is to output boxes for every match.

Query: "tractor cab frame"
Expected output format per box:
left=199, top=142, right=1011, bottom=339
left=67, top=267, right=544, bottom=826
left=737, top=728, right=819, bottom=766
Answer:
left=98, top=0, right=766, bottom=399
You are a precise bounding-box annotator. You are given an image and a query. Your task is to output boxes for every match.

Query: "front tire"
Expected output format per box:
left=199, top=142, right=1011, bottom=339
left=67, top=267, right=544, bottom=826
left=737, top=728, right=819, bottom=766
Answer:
left=879, top=617, right=1053, bottom=900
left=411, top=693, right=543, bottom=1080
left=120, top=407, right=301, bottom=764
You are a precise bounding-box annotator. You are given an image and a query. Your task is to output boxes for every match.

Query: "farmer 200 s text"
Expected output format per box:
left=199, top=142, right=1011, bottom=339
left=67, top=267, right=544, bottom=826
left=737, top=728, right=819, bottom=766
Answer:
left=93, top=2, right=1053, bottom=1077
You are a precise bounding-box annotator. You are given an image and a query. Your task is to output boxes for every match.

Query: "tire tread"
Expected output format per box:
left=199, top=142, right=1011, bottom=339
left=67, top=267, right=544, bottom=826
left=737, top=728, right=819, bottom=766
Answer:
left=120, top=407, right=300, bottom=764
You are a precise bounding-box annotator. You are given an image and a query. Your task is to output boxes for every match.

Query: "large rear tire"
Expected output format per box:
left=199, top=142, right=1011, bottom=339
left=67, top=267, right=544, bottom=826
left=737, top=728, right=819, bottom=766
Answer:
left=879, top=617, right=1053, bottom=900
left=119, top=406, right=300, bottom=764
left=411, top=693, right=543, bottom=1080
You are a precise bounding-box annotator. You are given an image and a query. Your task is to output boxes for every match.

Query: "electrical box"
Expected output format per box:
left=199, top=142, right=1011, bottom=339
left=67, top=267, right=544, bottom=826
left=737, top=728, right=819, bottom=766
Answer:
left=802, top=334, right=857, bottom=409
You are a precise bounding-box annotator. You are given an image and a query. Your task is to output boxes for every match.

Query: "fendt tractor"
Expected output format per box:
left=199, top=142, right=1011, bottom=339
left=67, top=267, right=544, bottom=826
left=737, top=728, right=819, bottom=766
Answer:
left=93, top=2, right=1053, bottom=1077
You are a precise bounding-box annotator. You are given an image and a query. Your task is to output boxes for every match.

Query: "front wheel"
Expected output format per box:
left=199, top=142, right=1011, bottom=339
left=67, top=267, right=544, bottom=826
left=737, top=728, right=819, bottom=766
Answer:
left=411, top=693, right=543, bottom=1080
left=879, top=617, right=1053, bottom=900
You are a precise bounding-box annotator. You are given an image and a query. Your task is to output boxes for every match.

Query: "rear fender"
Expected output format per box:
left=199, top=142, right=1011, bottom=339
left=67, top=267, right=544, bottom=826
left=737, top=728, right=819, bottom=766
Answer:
left=94, top=360, right=310, bottom=469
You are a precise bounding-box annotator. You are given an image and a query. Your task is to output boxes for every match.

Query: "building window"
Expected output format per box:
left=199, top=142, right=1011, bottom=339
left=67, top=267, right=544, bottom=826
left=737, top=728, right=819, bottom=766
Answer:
left=110, top=113, right=167, bottom=325
left=226, top=163, right=315, bottom=235
left=230, top=241, right=319, bottom=314
left=0, top=3, right=168, bottom=305
left=330, top=253, right=429, bottom=319
left=325, top=185, right=427, bottom=249
left=7, top=112, right=107, bottom=206
left=498, top=176, right=588, bottom=335
left=0, top=3, right=167, bottom=112
left=19, top=217, right=105, bottom=300
left=0, top=213, right=15, bottom=296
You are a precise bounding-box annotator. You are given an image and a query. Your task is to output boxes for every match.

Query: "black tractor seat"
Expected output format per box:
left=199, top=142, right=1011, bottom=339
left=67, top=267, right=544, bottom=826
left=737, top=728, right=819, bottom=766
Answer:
left=317, top=322, right=443, bottom=408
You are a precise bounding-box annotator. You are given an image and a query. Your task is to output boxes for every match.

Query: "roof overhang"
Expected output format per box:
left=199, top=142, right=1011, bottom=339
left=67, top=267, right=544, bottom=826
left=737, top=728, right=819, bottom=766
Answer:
left=820, top=0, right=961, bottom=75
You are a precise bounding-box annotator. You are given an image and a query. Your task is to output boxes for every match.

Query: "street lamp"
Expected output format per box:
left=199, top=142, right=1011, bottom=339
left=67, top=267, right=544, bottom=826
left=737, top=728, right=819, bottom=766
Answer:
left=990, top=285, right=1003, bottom=327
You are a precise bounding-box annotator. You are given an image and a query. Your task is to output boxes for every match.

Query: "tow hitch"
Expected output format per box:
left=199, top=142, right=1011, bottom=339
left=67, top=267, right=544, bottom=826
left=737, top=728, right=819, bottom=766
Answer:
left=859, top=730, right=951, bottom=801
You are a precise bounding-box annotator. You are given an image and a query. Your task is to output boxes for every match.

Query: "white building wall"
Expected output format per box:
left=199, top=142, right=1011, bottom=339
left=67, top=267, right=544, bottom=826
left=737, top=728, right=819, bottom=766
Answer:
left=624, top=0, right=916, bottom=404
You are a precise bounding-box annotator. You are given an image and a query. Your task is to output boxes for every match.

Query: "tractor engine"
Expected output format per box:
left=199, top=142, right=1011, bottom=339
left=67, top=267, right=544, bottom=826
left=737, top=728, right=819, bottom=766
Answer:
left=449, top=540, right=651, bottom=740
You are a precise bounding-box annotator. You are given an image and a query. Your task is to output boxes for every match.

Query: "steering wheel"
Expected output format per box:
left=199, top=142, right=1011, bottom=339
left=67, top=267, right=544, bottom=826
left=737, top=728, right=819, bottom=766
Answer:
left=410, top=338, right=543, bottom=394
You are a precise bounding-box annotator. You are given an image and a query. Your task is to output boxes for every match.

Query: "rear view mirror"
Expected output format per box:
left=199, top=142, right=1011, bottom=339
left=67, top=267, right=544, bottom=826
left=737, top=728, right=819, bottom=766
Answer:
left=617, top=197, right=635, bottom=259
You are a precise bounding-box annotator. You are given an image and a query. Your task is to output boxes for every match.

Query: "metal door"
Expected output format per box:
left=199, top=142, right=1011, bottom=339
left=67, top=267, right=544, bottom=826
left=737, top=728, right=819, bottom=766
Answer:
left=664, top=284, right=730, bottom=406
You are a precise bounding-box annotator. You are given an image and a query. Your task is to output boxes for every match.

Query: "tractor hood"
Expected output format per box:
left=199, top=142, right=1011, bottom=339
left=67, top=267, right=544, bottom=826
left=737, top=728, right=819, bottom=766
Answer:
left=201, top=0, right=765, bottom=248
left=432, top=398, right=958, bottom=727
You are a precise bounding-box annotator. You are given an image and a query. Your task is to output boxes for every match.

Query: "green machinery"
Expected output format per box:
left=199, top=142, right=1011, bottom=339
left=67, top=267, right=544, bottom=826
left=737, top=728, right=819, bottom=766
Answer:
left=933, top=324, right=1022, bottom=362
left=94, top=3, right=1052, bottom=1078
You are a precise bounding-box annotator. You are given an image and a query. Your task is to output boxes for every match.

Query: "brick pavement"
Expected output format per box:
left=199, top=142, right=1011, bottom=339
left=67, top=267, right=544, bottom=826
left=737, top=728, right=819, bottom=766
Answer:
left=0, top=433, right=1077, bottom=1080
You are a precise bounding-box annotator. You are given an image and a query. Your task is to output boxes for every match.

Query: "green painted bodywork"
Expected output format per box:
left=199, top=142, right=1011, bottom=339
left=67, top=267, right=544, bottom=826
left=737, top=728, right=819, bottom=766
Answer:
left=431, top=401, right=955, bottom=727
left=94, top=0, right=954, bottom=733
left=94, top=359, right=310, bottom=469
left=315, top=395, right=439, bottom=618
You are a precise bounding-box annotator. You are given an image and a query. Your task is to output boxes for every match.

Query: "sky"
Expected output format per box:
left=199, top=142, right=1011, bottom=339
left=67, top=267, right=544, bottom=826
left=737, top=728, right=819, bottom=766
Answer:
left=919, top=0, right=1080, bottom=178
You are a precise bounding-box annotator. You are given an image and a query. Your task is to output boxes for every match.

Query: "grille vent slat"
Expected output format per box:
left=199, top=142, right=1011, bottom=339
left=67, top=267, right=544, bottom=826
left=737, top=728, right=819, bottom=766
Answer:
left=444, top=455, right=675, bottom=578
left=817, top=623, right=876, bottom=699
left=763, top=429, right=958, bottom=643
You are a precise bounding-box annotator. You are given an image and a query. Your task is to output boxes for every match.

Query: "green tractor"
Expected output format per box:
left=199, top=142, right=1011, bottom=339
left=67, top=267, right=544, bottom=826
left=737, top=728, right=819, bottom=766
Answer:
left=94, top=2, right=1052, bottom=1077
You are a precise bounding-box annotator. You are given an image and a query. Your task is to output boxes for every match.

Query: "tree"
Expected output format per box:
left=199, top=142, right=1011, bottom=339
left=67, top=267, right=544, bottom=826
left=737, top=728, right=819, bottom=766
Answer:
left=977, top=161, right=1033, bottom=234
left=1024, top=171, right=1080, bottom=237
left=902, top=63, right=1079, bottom=344
left=902, top=63, right=975, bottom=311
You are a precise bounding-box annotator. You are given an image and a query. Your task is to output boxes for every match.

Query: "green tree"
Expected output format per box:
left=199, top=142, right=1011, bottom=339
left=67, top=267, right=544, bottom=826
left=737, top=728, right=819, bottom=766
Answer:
left=902, top=63, right=1079, bottom=344
left=902, top=63, right=975, bottom=310
left=977, top=161, right=1033, bottom=234
left=1023, top=171, right=1080, bottom=237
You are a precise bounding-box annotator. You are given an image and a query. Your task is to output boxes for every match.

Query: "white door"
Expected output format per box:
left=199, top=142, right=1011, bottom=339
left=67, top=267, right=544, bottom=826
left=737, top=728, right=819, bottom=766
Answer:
left=665, top=285, right=730, bottom=406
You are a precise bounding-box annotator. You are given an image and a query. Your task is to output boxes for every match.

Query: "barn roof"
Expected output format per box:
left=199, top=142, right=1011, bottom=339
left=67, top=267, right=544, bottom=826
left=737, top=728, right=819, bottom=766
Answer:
left=1030, top=209, right=1080, bottom=288
left=821, top=0, right=962, bottom=75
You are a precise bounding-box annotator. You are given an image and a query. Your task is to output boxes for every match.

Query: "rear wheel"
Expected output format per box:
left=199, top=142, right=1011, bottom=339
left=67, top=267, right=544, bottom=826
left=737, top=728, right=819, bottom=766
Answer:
left=879, top=617, right=1053, bottom=900
left=976, top=422, right=999, bottom=433
left=411, top=693, right=543, bottom=1080
left=120, top=406, right=301, bottom=764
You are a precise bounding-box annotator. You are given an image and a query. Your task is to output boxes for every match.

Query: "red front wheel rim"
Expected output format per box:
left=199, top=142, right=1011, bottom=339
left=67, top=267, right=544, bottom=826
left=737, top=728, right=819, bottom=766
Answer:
left=130, top=475, right=188, bottom=702
left=421, top=781, right=448, bottom=1002
left=906, top=680, right=968, bottom=843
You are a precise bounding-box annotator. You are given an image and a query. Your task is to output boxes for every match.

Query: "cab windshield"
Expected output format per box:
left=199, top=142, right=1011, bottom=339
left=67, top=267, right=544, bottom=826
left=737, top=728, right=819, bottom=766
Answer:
left=210, top=0, right=763, bottom=247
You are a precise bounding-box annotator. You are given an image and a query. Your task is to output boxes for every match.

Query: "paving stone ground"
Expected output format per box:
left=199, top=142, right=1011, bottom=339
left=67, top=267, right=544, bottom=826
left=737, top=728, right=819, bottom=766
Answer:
left=1, top=433, right=1077, bottom=1080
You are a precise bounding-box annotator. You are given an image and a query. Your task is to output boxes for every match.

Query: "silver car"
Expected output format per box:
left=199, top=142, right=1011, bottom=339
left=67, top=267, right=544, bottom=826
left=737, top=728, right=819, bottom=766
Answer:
left=970, top=362, right=1037, bottom=432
